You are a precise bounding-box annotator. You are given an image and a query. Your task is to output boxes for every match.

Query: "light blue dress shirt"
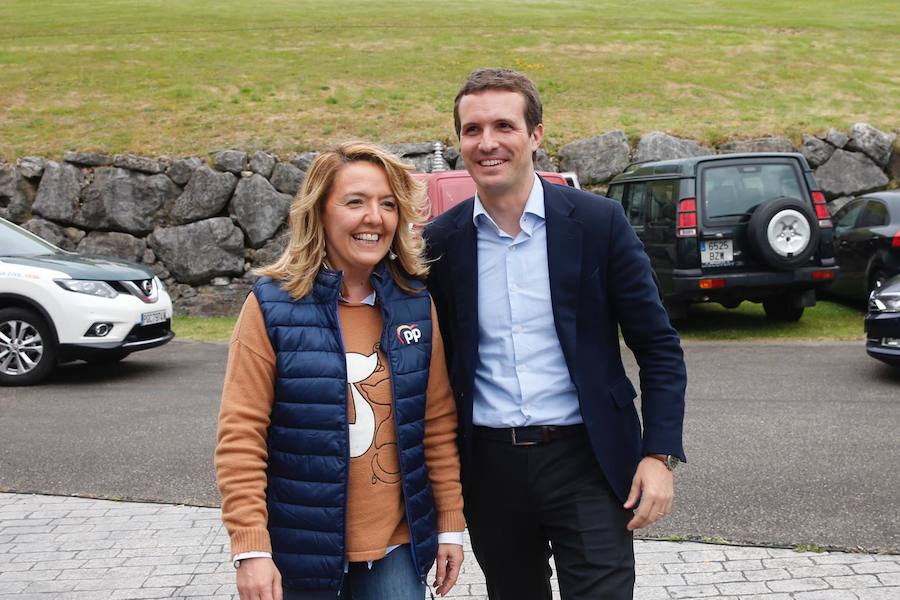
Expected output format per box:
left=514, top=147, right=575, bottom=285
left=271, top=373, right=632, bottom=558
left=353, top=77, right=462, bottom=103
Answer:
left=472, top=175, right=581, bottom=427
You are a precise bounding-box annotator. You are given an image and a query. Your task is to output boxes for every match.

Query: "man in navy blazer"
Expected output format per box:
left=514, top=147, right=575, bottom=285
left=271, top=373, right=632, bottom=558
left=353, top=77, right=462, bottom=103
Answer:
left=425, top=68, right=687, bottom=600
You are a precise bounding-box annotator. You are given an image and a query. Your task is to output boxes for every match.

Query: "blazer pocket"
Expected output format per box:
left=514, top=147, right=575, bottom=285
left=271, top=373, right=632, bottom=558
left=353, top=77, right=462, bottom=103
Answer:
left=608, top=376, right=637, bottom=408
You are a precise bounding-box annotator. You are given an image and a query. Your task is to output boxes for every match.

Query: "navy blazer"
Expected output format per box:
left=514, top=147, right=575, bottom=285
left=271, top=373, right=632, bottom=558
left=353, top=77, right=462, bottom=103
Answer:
left=424, top=176, right=687, bottom=503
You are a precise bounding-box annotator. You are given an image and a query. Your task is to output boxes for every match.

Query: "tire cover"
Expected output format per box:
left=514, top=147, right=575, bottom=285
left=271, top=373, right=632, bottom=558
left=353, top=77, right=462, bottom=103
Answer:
left=747, top=196, right=819, bottom=270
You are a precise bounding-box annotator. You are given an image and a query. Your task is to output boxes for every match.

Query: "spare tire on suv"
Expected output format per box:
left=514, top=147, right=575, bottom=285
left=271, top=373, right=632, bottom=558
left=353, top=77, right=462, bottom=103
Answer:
left=747, top=196, right=820, bottom=270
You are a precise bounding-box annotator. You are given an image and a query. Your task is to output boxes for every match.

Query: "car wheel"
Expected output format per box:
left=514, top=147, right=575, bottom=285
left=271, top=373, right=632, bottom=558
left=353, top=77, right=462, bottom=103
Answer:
left=747, top=196, right=819, bottom=270
left=762, top=297, right=804, bottom=322
left=664, top=300, right=688, bottom=321
left=0, top=307, right=57, bottom=386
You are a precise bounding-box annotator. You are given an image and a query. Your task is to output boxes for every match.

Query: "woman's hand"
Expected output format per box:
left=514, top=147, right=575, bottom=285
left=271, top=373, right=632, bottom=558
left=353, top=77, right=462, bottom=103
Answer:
left=432, top=543, right=463, bottom=596
left=236, top=557, right=282, bottom=600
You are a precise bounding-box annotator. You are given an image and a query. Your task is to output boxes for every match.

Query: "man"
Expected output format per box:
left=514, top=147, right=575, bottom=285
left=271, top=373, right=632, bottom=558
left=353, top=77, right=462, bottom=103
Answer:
left=424, top=68, right=687, bottom=600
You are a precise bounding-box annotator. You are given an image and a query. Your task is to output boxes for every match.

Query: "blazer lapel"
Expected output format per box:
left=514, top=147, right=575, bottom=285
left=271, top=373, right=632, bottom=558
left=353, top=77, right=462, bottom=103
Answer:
left=543, top=178, right=581, bottom=369
left=448, top=206, right=479, bottom=395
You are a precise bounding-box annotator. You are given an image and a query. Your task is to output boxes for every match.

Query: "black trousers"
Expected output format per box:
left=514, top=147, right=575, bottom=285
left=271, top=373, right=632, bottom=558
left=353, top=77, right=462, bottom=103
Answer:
left=465, top=429, right=635, bottom=600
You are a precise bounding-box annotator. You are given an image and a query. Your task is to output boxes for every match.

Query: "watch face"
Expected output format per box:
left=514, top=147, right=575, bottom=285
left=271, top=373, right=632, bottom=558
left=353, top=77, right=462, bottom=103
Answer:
left=666, top=455, right=680, bottom=470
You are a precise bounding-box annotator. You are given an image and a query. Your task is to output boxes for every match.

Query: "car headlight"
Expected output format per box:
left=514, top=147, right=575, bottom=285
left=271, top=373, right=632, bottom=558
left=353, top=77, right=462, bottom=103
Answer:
left=870, top=292, right=900, bottom=313
left=54, top=279, right=118, bottom=298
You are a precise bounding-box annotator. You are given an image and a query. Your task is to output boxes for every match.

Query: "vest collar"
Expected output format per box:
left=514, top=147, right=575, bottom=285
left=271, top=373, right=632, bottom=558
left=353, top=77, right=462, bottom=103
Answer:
left=315, top=261, right=390, bottom=302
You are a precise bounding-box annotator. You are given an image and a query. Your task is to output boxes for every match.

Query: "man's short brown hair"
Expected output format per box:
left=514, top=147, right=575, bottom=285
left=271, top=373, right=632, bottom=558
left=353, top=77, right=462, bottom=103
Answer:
left=453, top=68, right=543, bottom=137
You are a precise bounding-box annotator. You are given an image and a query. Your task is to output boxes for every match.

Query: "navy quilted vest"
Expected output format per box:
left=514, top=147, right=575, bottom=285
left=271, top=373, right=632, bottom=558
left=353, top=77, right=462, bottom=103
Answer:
left=253, top=264, right=437, bottom=591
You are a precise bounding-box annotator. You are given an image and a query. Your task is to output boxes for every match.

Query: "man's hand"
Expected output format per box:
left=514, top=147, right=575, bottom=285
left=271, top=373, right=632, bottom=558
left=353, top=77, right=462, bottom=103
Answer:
left=623, top=456, right=674, bottom=531
left=432, top=543, right=463, bottom=596
left=236, top=557, right=282, bottom=600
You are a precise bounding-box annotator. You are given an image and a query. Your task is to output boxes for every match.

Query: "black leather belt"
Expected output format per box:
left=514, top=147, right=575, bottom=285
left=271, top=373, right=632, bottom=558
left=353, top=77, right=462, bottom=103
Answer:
left=473, top=424, right=586, bottom=446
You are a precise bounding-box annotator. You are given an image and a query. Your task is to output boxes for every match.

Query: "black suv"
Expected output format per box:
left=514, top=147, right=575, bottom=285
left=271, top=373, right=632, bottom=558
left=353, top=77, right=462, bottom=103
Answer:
left=607, top=153, right=838, bottom=321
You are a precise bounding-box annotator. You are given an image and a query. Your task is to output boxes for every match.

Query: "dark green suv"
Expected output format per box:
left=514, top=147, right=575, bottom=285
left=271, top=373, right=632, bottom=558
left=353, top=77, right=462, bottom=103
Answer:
left=607, top=153, right=838, bottom=321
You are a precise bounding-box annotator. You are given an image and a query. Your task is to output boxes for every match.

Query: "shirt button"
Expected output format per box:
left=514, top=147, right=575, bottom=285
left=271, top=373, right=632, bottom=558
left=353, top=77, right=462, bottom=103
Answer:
left=513, top=325, right=523, bottom=334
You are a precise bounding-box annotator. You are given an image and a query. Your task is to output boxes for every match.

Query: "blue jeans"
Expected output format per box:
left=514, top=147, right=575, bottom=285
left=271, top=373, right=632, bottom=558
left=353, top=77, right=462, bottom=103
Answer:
left=282, top=544, right=424, bottom=600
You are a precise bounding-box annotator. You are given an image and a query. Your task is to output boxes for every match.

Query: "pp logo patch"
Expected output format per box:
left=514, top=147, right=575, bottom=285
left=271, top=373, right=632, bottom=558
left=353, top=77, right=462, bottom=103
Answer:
left=396, top=323, right=422, bottom=345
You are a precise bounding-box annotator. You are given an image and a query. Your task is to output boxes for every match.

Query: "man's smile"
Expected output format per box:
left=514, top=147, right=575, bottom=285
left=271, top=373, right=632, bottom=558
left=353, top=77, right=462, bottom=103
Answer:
left=478, top=159, right=506, bottom=167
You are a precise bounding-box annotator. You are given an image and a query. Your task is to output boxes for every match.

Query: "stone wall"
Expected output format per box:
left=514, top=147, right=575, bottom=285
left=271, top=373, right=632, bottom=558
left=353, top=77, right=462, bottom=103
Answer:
left=1, top=126, right=897, bottom=316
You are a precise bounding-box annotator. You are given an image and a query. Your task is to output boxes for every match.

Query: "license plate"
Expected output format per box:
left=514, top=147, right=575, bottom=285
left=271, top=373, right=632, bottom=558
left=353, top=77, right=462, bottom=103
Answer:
left=141, top=310, right=167, bottom=326
left=700, top=239, right=734, bottom=266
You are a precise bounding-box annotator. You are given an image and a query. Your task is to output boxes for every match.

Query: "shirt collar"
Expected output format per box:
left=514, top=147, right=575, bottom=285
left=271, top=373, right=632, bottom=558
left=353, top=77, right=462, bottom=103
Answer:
left=339, top=290, right=377, bottom=306
left=472, top=173, right=544, bottom=234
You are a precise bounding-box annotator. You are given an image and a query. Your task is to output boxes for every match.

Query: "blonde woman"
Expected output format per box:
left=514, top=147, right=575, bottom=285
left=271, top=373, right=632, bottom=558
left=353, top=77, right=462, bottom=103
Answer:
left=216, top=141, right=465, bottom=600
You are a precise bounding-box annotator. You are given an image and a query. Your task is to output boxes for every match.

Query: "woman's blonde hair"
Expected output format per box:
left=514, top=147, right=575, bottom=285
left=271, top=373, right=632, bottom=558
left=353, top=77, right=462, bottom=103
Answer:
left=256, top=141, right=430, bottom=299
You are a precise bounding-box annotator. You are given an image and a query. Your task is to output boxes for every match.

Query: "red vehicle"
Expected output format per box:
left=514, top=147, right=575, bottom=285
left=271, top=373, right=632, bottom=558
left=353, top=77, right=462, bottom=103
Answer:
left=413, top=170, right=578, bottom=218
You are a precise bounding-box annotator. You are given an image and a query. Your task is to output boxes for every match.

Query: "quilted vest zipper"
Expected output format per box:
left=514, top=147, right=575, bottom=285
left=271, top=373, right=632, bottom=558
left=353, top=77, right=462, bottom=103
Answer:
left=378, top=291, right=427, bottom=586
left=329, top=270, right=350, bottom=596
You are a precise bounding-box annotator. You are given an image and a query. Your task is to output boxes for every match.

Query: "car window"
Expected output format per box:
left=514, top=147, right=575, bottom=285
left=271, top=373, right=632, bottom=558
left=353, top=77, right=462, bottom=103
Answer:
left=701, top=163, right=803, bottom=219
left=833, top=201, right=864, bottom=233
left=648, top=180, right=677, bottom=226
left=625, top=183, right=647, bottom=227
left=0, top=219, right=62, bottom=256
left=607, top=184, right=624, bottom=202
left=858, top=200, right=888, bottom=228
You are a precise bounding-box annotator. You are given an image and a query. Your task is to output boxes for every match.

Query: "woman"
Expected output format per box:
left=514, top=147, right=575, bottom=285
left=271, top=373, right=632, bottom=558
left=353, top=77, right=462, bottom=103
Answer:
left=215, top=141, right=465, bottom=600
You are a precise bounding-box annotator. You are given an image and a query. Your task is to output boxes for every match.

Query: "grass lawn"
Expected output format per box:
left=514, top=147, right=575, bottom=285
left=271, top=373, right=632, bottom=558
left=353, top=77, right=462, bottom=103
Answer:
left=1, top=1, right=898, bottom=158
left=173, top=299, right=866, bottom=343
left=674, top=298, right=865, bottom=340
left=172, top=315, right=236, bottom=343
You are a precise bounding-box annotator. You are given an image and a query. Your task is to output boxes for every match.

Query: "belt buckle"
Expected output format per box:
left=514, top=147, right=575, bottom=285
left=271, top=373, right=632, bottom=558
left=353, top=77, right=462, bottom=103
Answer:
left=511, top=428, right=539, bottom=446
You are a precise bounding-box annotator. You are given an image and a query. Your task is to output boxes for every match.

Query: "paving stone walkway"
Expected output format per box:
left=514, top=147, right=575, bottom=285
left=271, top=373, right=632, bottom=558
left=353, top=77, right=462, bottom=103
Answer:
left=1, top=493, right=898, bottom=599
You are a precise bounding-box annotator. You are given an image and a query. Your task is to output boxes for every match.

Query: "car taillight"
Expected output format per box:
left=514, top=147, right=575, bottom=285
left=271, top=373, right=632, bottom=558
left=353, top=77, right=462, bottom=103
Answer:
left=811, top=191, right=832, bottom=228
left=893, top=231, right=900, bottom=248
left=677, top=198, right=697, bottom=238
left=812, top=270, right=835, bottom=280
left=699, top=278, right=725, bottom=289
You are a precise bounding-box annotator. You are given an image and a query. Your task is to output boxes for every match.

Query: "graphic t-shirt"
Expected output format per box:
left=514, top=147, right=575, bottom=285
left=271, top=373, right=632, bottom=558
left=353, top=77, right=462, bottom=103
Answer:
left=339, top=302, right=408, bottom=560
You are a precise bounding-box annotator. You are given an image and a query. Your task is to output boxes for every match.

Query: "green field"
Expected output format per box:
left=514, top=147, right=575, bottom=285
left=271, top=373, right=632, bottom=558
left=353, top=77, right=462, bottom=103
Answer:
left=172, top=315, right=237, bottom=343
left=1, top=1, right=898, bottom=159
left=173, top=299, right=867, bottom=343
left=675, top=298, right=865, bottom=340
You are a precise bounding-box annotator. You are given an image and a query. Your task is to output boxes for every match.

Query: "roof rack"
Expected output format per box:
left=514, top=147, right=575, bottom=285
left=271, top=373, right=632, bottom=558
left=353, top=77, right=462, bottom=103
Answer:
left=623, top=158, right=657, bottom=171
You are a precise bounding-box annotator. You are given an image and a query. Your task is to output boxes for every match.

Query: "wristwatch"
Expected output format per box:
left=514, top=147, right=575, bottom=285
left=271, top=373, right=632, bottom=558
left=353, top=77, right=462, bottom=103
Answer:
left=648, top=454, right=680, bottom=471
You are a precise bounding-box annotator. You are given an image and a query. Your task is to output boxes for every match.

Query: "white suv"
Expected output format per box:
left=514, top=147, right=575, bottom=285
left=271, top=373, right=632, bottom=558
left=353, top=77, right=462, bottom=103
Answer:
left=0, top=217, right=173, bottom=385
